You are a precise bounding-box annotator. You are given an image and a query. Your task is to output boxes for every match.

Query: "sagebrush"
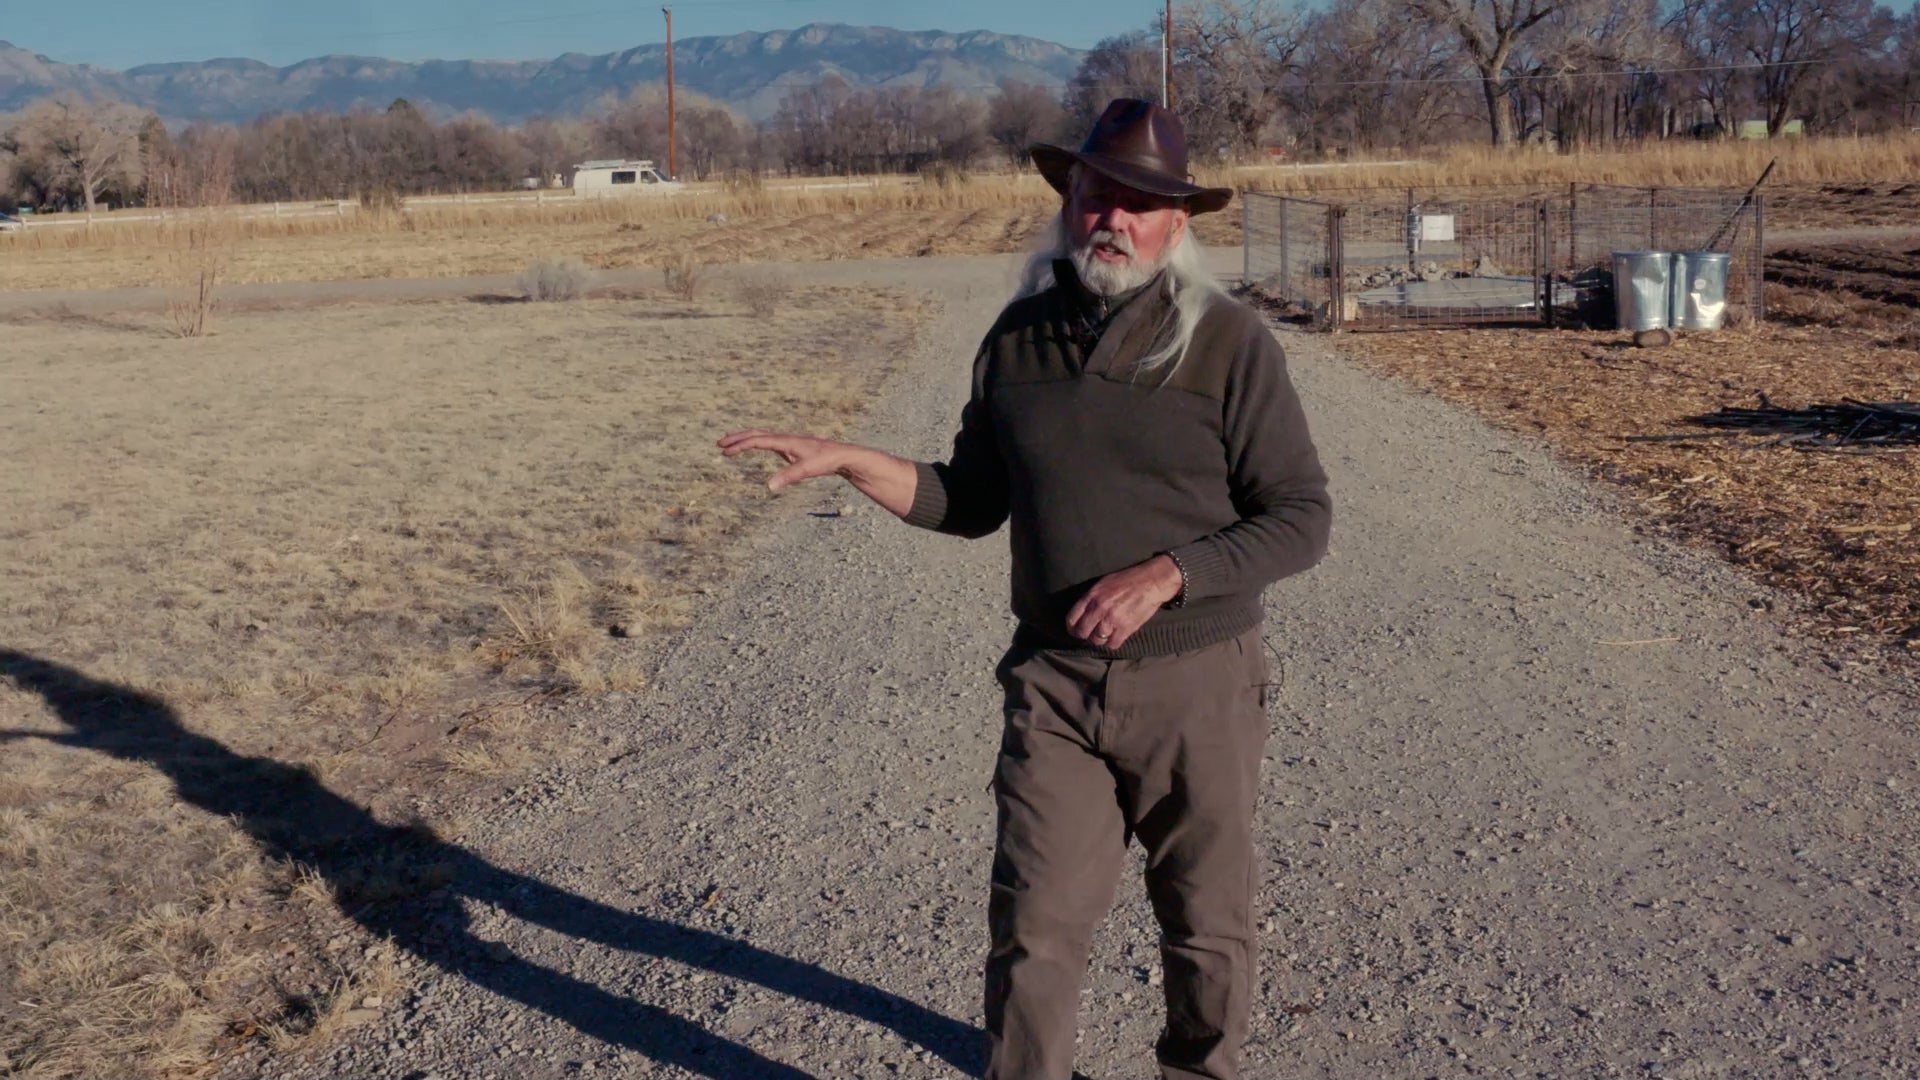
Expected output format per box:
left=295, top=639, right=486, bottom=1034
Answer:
left=519, top=256, right=593, bottom=301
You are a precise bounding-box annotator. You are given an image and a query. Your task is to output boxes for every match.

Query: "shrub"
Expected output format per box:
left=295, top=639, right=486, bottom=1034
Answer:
left=519, top=257, right=592, bottom=301
left=357, top=187, right=405, bottom=214
left=662, top=251, right=704, bottom=302
left=919, top=162, right=969, bottom=189
left=734, top=271, right=792, bottom=318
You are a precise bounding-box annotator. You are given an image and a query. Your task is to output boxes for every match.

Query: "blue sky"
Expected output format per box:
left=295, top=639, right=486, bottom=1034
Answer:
left=7, top=0, right=1157, bottom=69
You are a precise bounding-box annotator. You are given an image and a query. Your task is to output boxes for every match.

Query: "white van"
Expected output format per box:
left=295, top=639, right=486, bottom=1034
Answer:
left=572, top=160, right=683, bottom=199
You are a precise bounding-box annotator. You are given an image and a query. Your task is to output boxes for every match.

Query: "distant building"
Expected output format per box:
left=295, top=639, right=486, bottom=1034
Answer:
left=571, top=160, right=681, bottom=198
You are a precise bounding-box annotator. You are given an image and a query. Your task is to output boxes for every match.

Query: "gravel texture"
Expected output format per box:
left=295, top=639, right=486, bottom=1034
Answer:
left=226, top=253, right=1920, bottom=1080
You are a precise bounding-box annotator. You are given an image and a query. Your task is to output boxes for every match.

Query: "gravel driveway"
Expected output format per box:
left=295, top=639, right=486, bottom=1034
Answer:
left=222, top=253, right=1917, bottom=1080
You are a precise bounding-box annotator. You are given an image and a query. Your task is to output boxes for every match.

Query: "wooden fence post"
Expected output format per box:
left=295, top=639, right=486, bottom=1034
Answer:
left=1329, top=204, right=1347, bottom=330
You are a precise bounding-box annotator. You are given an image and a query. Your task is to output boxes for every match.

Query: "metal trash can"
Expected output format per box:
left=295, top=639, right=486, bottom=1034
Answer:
left=1670, top=251, right=1732, bottom=330
left=1612, top=251, right=1672, bottom=331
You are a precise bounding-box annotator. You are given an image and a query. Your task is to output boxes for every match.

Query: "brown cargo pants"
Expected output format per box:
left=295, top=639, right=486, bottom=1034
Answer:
left=984, top=628, right=1270, bottom=1080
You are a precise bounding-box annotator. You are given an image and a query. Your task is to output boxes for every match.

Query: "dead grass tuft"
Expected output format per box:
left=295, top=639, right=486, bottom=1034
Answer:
left=661, top=250, right=706, bottom=302
left=734, top=269, right=794, bottom=318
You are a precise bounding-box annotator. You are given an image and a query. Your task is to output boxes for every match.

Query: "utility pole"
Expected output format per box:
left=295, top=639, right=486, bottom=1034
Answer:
left=663, top=6, right=677, bottom=180
left=1163, top=0, right=1173, bottom=110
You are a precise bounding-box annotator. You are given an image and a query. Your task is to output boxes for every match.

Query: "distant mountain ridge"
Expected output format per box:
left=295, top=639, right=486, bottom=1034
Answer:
left=0, top=24, right=1085, bottom=124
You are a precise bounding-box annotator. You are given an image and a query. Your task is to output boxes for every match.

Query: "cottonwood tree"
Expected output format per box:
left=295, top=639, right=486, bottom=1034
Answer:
left=1176, top=0, right=1303, bottom=159
left=1712, top=0, right=1890, bottom=134
left=678, top=104, right=747, bottom=179
left=986, top=79, right=1066, bottom=166
left=1665, top=0, right=1741, bottom=134
left=1406, top=0, right=1561, bottom=145
left=1284, top=0, right=1464, bottom=153
left=768, top=81, right=986, bottom=174
left=519, top=117, right=589, bottom=185
left=10, top=93, right=148, bottom=210
left=1063, top=32, right=1165, bottom=133
left=1510, top=0, right=1672, bottom=143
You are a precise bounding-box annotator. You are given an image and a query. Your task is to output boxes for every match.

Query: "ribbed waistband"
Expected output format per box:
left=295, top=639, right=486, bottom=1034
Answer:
left=1013, top=599, right=1263, bottom=659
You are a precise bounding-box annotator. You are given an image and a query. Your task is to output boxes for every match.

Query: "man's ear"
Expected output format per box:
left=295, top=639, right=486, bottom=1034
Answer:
left=1168, top=209, right=1190, bottom=247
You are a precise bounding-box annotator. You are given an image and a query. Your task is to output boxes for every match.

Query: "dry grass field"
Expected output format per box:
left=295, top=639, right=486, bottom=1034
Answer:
left=2, top=133, right=1915, bottom=293
left=1330, top=254, right=1919, bottom=659
left=0, top=282, right=933, bottom=1078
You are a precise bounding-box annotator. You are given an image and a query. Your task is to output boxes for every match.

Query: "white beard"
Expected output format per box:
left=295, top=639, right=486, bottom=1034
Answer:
left=1069, top=230, right=1171, bottom=297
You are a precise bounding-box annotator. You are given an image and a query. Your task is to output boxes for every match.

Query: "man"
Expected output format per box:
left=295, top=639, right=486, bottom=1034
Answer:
left=719, top=99, right=1331, bottom=1080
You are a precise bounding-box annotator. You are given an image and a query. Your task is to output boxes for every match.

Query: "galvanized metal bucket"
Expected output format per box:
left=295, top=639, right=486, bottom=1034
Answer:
left=1670, top=251, right=1732, bottom=331
left=1612, top=251, right=1672, bottom=331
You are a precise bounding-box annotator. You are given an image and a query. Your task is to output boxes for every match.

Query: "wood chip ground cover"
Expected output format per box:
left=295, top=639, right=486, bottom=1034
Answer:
left=1339, top=320, right=1920, bottom=654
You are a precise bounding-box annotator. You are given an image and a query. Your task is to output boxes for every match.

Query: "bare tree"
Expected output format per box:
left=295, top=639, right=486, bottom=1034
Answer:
left=1406, top=0, right=1560, bottom=145
left=10, top=93, right=148, bottom=211
left=1511, top=0, right=1671, bottom=144
left=1666, top=0, right=1741, bottom=135
left=518, top=117, right=589, bottom=186
left=1283, top=0, right=1467, bottom=154
left=1063, top=32, right=1165, bottom=133
left=1176, top=0, right=1303, bottom=160
left=986, top=80, right=1067, bottom=166
left=678, top=104, right=747, bottom=179
left=160, top=132, right=236, bottom=337
left=1713, top=0, right=1886, bottom=134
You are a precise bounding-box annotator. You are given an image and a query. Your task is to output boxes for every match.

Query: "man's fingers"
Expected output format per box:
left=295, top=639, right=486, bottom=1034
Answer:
left=768, top=458, right=839, bottom=491
left=1065, top=594, right=1092, bottom=629
left=719, top=433, right=795, bottom=457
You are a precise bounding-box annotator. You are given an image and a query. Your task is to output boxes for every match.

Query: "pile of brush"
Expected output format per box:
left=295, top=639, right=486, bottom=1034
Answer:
left=1681, top=398, right=1920, bottom=448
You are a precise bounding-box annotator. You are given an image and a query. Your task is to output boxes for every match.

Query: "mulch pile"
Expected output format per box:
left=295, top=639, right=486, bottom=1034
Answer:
left=1337, top=320, right=1920, bottom=654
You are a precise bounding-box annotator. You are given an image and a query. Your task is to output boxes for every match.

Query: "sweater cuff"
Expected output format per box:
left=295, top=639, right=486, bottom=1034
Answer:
left=1167, top=537, right=1231, bottom=601
left=902, top=461, right=950, bottom=531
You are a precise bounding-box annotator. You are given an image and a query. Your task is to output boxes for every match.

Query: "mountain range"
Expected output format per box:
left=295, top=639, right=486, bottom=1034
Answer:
left=0, top=24, right=1084, bottom=125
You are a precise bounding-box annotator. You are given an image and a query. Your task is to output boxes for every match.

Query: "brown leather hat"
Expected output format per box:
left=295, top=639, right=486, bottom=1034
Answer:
left=1031, top=98, right=1233, bottom=215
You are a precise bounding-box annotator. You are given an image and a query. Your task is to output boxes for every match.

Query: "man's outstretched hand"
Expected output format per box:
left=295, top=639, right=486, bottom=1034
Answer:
left=718, top=430, right=918, bottom=519
left=1066, top=555, right=1184, bottom=650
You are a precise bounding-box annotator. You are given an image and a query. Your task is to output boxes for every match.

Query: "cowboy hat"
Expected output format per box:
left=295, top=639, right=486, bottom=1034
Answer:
left=1030, top=98, right=1234, bottom=215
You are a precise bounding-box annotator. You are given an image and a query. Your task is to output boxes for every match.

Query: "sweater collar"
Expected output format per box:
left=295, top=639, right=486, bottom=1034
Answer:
left=1050, top=257, right=1172, bottom=379
left=1052, top=257, right=1162, bottom=328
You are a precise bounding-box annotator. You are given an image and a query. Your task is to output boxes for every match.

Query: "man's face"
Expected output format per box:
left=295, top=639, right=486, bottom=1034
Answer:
left=1066, top=169, right=1190, bottom=296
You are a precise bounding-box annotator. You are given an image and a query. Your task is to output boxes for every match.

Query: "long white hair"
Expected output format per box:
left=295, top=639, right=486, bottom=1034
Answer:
left=1015, top=203, right=1222, bottom=377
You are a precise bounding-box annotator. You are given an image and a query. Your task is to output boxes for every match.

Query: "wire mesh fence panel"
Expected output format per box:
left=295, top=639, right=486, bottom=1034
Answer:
left=1332, top=188, right=1552, bottom=327
left=1240, top=182, right=1763, bottom=331
left=1241, top=192, right=1336, bottom=323
left=1548, top=184, right=1765, bottom=327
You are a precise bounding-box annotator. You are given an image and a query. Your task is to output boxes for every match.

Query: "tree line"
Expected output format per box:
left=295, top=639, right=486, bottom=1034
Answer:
left=3, top=0, right=1915, bottom=210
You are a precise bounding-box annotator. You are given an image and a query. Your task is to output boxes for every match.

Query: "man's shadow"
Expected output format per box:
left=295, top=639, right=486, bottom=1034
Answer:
left=0, top=649, right=985, bottom=1078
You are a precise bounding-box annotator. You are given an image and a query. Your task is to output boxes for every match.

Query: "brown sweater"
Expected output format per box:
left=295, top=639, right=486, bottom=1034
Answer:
left=904, top=259, right=1332, bottom=657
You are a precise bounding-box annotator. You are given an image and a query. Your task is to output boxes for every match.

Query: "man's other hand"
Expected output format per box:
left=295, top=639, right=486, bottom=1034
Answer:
left=1066, top=555, right=1184, bottom=650
left=718, top=430, right=918, bottom=518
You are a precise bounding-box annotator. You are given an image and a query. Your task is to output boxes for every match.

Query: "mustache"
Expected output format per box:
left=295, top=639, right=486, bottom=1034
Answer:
left=1078, top=230, right=1136, bottom=258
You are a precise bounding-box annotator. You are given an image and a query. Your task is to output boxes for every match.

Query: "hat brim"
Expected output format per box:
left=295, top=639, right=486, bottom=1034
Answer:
left=1030, top=144, right=1233, bottom=215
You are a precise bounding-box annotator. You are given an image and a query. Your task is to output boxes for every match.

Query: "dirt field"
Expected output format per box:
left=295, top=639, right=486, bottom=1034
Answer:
left=1769, top=241, right=1920, bottom=310
left=0, top=282, right=933, bottom=1078
left=0, top=142, right=1909, bottom=294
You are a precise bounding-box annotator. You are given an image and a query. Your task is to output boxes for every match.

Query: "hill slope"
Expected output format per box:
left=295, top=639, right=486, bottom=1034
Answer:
left=0, top=24, right=1083, bottom=124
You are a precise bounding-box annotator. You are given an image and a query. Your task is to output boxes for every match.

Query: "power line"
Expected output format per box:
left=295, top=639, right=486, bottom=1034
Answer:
left=737, top=56, right=1831, bottom=93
